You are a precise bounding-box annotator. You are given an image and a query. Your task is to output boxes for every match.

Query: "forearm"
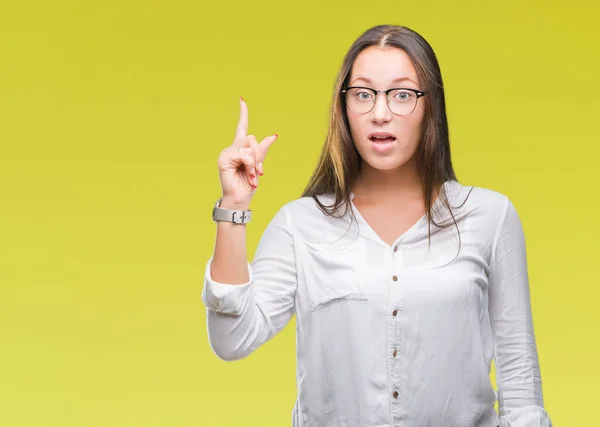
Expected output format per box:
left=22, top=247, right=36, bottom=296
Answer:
left=202, top=205, right=297, bottom=361
left=210, top=199, right=251, bottom=285
left=489, top=196, right=552, bottom=426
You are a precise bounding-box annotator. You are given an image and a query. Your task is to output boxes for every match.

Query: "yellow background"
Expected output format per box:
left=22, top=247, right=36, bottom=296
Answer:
left=1, top=1, right=598, bottom=426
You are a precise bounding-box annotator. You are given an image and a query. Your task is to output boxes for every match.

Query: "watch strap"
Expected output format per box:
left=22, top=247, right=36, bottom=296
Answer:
left=212, top=199, right=252, bottom=224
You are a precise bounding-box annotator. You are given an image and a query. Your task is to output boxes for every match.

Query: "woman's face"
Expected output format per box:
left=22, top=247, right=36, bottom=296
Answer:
left=346, top=46, right=426, bottom=172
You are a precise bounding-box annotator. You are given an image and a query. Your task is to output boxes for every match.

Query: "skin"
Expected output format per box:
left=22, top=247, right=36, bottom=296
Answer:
left=347, top=46, right=434, bottom=246
left=212, top=98, right=278, bottom=284
left=211, top=45, right=434, bottom=282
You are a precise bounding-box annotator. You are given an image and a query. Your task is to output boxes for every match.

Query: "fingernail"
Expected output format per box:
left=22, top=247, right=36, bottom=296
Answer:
left=240, top=96, right=244, bottom=102
left=274, top=133, right=278, bottom=138
left=258, top=162, right=263, bottom=175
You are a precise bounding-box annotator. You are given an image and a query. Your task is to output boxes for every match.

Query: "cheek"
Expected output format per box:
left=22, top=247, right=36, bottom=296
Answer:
left=346, top=111, right=364, bottom=138
left=414, top=104, right=427, bottom=132
left=403, top=111, right=426, bottom=142
left=407, top=116, right=424, bottom=136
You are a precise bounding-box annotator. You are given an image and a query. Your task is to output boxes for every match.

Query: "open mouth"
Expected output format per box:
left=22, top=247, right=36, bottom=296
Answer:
left=369, top=136, right=396, bottom=143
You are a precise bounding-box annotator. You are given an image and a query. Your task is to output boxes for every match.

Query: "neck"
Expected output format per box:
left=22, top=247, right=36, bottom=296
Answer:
left=352, top=161, right=424, bottom=205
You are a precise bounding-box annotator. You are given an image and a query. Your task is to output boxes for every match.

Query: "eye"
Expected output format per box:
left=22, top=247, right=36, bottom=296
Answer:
left=351, top=89, right=373, bottom=101
left=392, top=90, right=413, bottom=102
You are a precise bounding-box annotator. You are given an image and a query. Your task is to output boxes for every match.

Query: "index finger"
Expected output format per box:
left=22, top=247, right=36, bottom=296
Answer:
left=234, top=97, right=248, bottom=142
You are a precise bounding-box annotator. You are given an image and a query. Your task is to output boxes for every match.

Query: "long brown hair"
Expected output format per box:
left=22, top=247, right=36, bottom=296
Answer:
left=301, top=24, right=471, bottom=246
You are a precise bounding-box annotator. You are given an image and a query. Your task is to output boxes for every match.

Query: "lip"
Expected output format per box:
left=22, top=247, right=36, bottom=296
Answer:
left=371, top=139, right=395, bottom=153
left=368, top=132, right=396, bottom=139
left=368, top=132, right=396, bottom=153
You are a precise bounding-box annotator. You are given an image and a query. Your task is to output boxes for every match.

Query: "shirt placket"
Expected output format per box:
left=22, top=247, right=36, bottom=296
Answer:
left=388, top=242, right=406, bottom=426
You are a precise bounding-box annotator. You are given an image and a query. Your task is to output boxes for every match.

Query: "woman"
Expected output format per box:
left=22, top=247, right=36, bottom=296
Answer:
left=202, top=25, right=552, bottom=427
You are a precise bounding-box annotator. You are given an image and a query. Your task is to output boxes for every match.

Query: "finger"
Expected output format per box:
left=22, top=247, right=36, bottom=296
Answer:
left=257, top=134, right=278, bottom=174
left=247, top=139, right=262, bottom=182
left=233, top=134, right=257, bottom=149
left=232, top=148, right=257, bottom=187
left=259, top=133, right=278, bottom=154
left=234, top=97, right=249, bottom=143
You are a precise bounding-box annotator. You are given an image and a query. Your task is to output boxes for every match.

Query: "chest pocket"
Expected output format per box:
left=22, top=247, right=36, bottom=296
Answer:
left=299, top=239, right=369, bottom=312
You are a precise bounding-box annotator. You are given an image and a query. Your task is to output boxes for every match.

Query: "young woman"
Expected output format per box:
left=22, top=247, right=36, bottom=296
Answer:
left=202, top=25, right=552, bottom=427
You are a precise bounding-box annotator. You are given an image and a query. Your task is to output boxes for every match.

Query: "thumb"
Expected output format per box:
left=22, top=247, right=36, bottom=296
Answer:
left=259, top=133, right=278, bottom=155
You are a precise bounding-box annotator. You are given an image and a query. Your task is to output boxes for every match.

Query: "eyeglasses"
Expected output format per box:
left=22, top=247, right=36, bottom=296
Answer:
left=341, top=86, right=426, bottom=116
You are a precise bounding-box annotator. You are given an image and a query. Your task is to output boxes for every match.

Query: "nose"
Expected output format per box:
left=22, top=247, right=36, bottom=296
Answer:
left=370, top=92, right=392, bottom=124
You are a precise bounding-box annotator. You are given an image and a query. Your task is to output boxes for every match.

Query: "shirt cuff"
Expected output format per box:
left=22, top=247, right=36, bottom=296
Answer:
left=499, top=405, right=552, bottom=427
left=201, top=257, right=253, bottom=315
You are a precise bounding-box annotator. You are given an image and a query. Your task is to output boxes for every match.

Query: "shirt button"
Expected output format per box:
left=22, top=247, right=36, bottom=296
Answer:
left=392, top=391, right=399, bottom=398
left=392, top=309, right=398, bottom=316
left=393, top=246, right=398, bottom=252
left=392, top=350, right=397, bottom=357
left=392, top=275, right=398, bottom=281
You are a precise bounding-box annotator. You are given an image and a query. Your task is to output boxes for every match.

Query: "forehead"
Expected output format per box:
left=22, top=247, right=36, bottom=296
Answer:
left=349, top=46, right=419, bottom=86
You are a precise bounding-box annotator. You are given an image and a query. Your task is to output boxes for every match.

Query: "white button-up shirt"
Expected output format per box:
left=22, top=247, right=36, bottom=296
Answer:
left=201, top=179, right=552, bottom=427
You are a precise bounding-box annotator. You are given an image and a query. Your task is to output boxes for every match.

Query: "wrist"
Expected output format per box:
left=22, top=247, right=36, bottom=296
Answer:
left=219, top=197, right=250, bottom=211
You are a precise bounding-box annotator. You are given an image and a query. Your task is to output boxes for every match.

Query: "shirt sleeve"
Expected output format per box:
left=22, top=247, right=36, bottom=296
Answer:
left=488, top=196, right=552, bottom=427
left=201, top=205, right=297, bottom=361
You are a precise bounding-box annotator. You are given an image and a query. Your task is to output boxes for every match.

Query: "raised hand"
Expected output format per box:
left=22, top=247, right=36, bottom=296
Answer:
left=217, top=97, right=278, bottom=210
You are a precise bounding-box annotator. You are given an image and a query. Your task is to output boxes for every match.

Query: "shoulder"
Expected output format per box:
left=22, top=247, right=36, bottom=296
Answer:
left=457, top=182, right=510, bottom=211
left=279, top=192, right=343, bottom=223
left=277, top=193, right=355, bottom=245
left=447, top=180, right=519, bottom=234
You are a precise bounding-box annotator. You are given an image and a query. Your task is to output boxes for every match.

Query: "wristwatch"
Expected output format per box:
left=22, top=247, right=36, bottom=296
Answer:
left=212, top=198, right=252, bottom=224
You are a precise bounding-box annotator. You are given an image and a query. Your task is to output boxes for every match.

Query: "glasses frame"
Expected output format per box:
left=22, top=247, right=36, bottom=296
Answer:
left=341, top=86, right=427, bottom=116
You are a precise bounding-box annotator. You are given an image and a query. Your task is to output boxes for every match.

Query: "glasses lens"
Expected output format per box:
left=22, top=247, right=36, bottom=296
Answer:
left=388, top=89, right=418, bottom=115
left=345, top=88, right=374, bottom=114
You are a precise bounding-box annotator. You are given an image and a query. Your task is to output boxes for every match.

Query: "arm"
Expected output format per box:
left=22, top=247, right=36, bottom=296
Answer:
left=202, top=205, right=297, bottom=361
left=488, top=197, right=552, bottom=427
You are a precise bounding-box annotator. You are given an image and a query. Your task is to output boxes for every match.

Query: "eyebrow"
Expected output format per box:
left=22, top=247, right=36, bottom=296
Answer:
left=350, top=76, right=418, bottom=86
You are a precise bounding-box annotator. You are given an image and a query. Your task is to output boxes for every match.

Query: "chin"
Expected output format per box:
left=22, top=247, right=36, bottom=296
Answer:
left=362, top=154, right=410, bottom=171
